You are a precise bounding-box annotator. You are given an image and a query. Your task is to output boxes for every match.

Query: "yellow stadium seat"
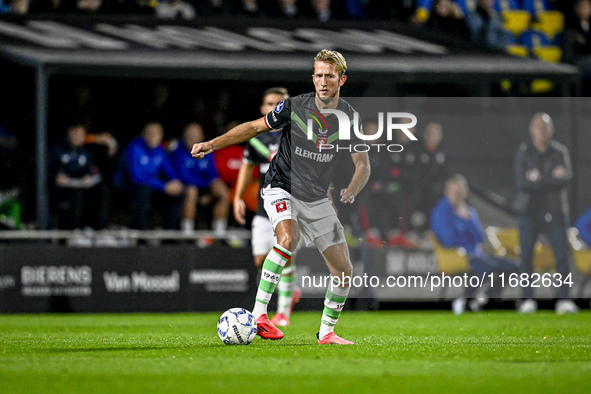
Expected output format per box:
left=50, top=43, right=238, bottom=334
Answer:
left=428, top=232, right=470, bottom=275
left=530, top=46, right=562, bottom=93
left=506, top=44, right=529, bottom=57
left=530, top=79, right=555, bottom=93
left=485, top=227, right=555, bottom=273
left=503, top=10, right=531, bottom=37
left=416, top=7, right=430, bottom=24
left=532, top=11, right=564, bottom=40
left=533, top=46, right=562, bottom=63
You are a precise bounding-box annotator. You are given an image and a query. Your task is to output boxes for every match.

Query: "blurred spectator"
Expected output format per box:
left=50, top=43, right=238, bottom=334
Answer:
left=214, top=121, right=248, bottom=191
left=425, top=0, right=471, bottom=39
left=5, top=0, right=29, bottom=13
left=155, top=0, right=196, bottom=19
left=76, top=0, right=102, bottom=12
left=411, top=121, right=446, bottom=232
left=431, top=174, right=519, bottom=314
left=100, top=0, right=156, bottom=14
left=564, top=0, right=591, bottom=76
left=513, top=112, right=578, bottom=314
left=278, top=0, right=299, bottom=17
left=313, top=0, right=331, bottom=22
left=241, top=0, right=259, bottom=14
left=49, top=124, right=106, bottom=230
left=363, top=120, right=417, bottom=248
left=575, top=206, right=591, bottom=246
left=466, top=0, right=511, bottom=50
left=114, top=122, right=184, bottom=230
left=169, top=122, right=229, bottom=235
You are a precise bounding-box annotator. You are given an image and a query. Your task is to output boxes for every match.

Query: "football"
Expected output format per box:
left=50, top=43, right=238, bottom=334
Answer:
left=217, top=308, right=257, bottom=345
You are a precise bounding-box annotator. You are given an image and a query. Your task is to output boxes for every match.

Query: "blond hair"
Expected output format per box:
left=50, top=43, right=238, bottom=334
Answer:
left=313, top=49, right=347, bottom=77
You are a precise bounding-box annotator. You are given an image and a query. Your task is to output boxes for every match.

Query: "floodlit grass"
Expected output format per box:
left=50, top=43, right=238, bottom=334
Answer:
left=1, top=311, right=590, bottom=393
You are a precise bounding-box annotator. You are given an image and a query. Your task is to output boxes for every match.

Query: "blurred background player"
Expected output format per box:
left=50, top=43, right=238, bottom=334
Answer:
left=114, top=122, right=184, bottom=230
left=233, top=87, right=301, bottom=327
left=430, top=174, right=518, bottom=314
left=513, top=113, right=578, bottom=314
left=169, top=122, right=229, bottom=236
left=364, top=117, right=418, bottom=248
left=412, top=121, right=447, bottom=232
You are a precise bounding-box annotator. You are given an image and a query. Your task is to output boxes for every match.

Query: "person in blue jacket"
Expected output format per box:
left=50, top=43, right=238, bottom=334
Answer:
left=115, top=122, right=184, bottom=229
left=430, top=174, right=518, bottom=314
left=169, top=123, right=229, bottom=235
left=575, top=207, right=591, bottom=246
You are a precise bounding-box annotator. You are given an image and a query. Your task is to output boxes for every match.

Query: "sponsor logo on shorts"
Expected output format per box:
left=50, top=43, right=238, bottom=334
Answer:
left=275, top=201, right=287, bottom=213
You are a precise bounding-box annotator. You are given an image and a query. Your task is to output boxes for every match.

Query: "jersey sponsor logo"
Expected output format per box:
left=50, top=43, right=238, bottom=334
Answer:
left=275, top=201, right=287, bottom=213
left=274, top=101, right=284, bottom=113
left=294, top=146, right=335, bottom=163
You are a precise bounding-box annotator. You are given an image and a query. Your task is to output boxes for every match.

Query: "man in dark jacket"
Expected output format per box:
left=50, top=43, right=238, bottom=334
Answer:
left=513, top=112, right=578, bottom=314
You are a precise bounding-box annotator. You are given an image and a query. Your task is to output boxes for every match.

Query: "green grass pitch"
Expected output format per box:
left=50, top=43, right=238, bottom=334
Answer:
left=1, top=311, right=590, bottom=393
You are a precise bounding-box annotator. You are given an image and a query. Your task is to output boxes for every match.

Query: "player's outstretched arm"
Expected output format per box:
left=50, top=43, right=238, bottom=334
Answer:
left=340, top=151, right=370, bottom=204
left=191, top=117, right=270, bottom=159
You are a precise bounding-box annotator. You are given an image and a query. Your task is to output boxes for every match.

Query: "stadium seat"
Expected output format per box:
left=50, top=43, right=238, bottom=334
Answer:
left=503, top=10, right=531, bottom=38
left=485, top=227, right=556, bottom=273
left=415, top=7, right=431, bottom=23
left=532, top=11, right=565, bottom=40
left=529, top=45, right=562, bottom=92
left=427, top=232, right=470, bottom=275
left=533, top=46, right=562, bottom=62
left=506, top=44, right=529, bottom=57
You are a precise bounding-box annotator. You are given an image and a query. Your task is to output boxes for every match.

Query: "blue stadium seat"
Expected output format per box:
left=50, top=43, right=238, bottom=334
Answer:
left=417, top=0, right=436, bottom=10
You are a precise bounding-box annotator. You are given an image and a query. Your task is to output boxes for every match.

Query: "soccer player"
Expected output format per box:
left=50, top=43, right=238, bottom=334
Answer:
left=233, top=87, right=302, bottom=327
left=192, top=49, right=370, bottom=345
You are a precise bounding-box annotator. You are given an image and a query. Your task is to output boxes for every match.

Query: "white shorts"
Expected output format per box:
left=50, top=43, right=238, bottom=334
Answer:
left=261, top=185, right=345, bottom=253
left=251, top=214, right=276, bottom=256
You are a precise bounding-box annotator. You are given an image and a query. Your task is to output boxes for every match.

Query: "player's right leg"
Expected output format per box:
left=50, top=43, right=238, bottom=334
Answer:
left=252, top=186, right=299, bottom=340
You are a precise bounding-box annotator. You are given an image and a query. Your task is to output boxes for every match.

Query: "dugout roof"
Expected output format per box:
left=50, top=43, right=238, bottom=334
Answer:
left=0, top=15, right=581, bottom=84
